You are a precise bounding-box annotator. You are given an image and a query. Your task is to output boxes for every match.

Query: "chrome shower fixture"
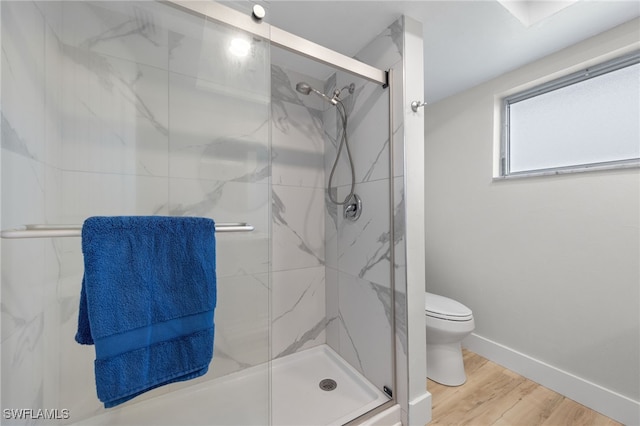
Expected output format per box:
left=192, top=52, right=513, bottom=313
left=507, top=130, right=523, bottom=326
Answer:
left=295, top=82, right=337, bottom=105
left=295, top=80, right=360, bottom=218
left=295, top=82, right=355, bottom=106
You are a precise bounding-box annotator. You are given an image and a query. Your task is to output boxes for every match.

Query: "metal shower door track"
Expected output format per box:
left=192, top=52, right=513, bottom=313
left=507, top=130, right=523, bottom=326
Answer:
left=163, top=1, right=388, bottom=86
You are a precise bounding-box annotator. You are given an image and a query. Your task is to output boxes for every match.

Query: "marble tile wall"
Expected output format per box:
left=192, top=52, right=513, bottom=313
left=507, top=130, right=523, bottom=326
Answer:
left=1, top=1, right=63, bottom=421
left=2, top=2, right=411, bottom=424
left=323, top=16, right=408, bottom=404
left=353, top=17, right=417, bottom=422
left=270, top=50, right=402, bottom=400
left=322, top=70, right=395, bottom=394
left=2, top=2, right=271, bottom=424
left=270, top=63, right=328, bottom=359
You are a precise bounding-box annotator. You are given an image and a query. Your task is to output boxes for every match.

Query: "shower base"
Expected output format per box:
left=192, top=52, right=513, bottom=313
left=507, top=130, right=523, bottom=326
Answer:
left=72, top=344, right=388, bottom=426
left=272, top=344, right=389, bottom=425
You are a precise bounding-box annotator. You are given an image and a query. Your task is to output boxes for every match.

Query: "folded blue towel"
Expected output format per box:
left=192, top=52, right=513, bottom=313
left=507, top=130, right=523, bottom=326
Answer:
left=75, top=216, right=216, bottom=408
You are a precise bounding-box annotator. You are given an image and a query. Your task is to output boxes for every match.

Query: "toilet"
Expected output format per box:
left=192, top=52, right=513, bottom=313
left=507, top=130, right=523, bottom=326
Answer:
left=425, top=292, right=475, bottom=386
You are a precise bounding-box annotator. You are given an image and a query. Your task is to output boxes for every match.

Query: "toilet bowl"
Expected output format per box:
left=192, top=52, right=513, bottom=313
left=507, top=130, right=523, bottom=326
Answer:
left=425, top=292, right=475, bottom=386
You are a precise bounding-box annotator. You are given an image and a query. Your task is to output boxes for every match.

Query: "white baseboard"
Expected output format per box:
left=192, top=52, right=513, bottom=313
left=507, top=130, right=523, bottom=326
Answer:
left=463, top=333, right=640, bottom=426
left=409, top=391, right=432, bottom=425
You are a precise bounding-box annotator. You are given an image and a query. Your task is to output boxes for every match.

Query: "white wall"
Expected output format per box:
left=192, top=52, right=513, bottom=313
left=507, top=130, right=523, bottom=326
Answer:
left=424, top=18, right=639, bottom=424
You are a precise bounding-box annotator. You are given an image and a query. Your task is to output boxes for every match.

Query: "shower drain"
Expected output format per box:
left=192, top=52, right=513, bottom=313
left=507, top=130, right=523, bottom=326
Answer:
left=319, top=378, right=337, bottom=391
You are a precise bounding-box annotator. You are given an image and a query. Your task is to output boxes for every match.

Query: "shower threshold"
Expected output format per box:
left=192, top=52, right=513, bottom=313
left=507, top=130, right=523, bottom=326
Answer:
left=71, top=344, right=389, bottom=426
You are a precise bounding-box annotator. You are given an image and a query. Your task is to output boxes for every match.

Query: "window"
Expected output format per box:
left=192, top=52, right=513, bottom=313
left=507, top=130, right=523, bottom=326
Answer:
left=501, top=51, right=640, bottom=177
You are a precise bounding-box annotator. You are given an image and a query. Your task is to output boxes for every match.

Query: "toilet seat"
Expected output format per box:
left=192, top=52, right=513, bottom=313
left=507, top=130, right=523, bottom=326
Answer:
left=425, top=292, right=473, bottom=322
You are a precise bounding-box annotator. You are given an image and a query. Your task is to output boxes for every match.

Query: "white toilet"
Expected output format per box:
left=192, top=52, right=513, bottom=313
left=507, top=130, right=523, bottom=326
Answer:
left=425, top=292, right=475, bottom=386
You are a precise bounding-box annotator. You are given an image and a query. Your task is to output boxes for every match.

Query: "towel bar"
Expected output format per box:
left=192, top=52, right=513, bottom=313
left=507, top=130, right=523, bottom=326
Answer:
left=0, top=222, right=255, bottom=239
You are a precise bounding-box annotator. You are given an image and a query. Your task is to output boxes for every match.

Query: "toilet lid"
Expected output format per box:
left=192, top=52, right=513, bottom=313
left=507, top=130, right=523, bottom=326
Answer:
left=425, top=292, right=473, bottom=321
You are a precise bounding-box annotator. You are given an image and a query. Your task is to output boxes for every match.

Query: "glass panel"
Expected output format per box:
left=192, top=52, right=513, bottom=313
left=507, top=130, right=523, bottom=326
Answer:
left=1, top=1, right=270, bottom=425
left=509, top=62, right=640, bottom=173
left=270, top=46, right=393, bottom=425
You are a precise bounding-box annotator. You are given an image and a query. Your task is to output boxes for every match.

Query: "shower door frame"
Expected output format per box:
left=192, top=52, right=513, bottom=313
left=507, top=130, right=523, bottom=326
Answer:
left=163, top=0, right=398, bottom=423
left=163, top=1, right=387, bottom=86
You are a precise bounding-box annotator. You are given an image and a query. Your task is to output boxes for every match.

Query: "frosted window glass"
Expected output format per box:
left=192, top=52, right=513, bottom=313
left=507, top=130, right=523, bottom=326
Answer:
left=508, top=62, right=640, bottom=173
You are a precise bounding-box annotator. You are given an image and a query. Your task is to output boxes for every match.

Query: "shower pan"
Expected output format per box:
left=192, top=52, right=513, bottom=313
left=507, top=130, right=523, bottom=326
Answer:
left=0, top=1, right=398, bottom=425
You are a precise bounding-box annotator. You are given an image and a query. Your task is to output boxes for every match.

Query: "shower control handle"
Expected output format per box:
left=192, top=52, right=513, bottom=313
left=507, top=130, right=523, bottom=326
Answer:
left=344, top=194, right=362, bottom=221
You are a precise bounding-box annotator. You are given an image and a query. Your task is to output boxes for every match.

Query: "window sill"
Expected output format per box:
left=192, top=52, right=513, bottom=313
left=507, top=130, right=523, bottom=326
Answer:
left=494, top=160, right=640, bottom=180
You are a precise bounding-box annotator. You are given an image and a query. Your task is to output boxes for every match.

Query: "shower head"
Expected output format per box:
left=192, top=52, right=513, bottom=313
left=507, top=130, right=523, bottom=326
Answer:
left=295, top=81, right=337, bottom=105
left=295, top=82, right=313, bottom=95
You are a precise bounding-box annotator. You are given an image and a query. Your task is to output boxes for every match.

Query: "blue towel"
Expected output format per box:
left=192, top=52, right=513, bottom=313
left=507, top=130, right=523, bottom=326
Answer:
left=75, top=216, right=216, bottom=408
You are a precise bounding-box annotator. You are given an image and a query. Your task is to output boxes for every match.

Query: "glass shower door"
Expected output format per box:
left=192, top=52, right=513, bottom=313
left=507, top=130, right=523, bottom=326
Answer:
left=1, top=1, right=271, bottom=424
left=164, top=5, right=272, bottom=425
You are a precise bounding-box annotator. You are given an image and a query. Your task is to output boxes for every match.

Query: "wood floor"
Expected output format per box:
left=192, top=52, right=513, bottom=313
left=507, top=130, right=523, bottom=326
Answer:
left=426, top=349, right=622, bottom=426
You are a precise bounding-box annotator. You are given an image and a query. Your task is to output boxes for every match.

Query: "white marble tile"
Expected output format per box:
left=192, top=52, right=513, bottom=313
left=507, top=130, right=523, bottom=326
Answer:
left=331, top=72, right=389, bottom=184
left=45, top=22, right=64, bottom=171
left=60, top=51, right=169, bottom=176
left=59, top=171, right=169, bottom=224
left=391, top=64, right=405, bottom=179
left=271, top=96, right=325, bottom=189
left=338, top=271, right=393, bottom=393
left=1, top=3, right=58, bottom=419
left=167, top=178, right=270, bottom=277
left=325, top=267, right=340, bottom=351
left=36, top=1, right=63, bottom=38
left=272, top=186, right=325, bottom=271
left=353, top=17, right=403, bottom=72
left=1, top=151, right=46, bottom=229
left=165, top=5, right=207, bottom=74
left=58, top=1, right=169, bottom=70
left=212, top=273, right=270, bottom=377
left=41, top=296, right=63, bottom=414
left=324, top=192, right=339, bottom=270
left=271, top=266, right=326, bottom=358
left=1, top=239, right=47, bottom=342
left=337, top=179, right=391, bottom=288
left=1, top=313, right=46, bottom=414
left=392, top=177, right=408, bottom=356
left=167, top=178, right=269, bottom=224
left=393, top=122, right=405, bottom=179
left=347, top=82, right=390, bottom=184
left=1, top=1, right=47, bottom=164
left=393, top=177, right=407, bottom=299
left=168, top=71, right=269, bottom=181
left=45, top=166, right=63, bottom=227
left=322, top=79, right=389, bottom=188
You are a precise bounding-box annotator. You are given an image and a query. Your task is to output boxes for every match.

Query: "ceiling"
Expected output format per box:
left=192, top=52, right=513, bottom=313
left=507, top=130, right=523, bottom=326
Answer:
left=225, top=1, right=639, bottom=104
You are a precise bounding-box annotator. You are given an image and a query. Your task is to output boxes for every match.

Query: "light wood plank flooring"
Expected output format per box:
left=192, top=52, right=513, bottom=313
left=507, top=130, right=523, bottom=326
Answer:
left=426, top=349, right=622, bottom=426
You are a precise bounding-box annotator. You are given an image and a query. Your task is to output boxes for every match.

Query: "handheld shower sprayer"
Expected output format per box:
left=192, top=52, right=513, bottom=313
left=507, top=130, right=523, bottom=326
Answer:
left=295, top=82, right=337, bottom=105
left=295, top=82, right=356, bottom=106
left=295, top=81, right=360, bottom=216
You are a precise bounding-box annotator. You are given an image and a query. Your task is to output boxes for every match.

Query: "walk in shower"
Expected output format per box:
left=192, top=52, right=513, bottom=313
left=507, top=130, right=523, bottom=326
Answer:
left=0, top=1, right=419, bottom=425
